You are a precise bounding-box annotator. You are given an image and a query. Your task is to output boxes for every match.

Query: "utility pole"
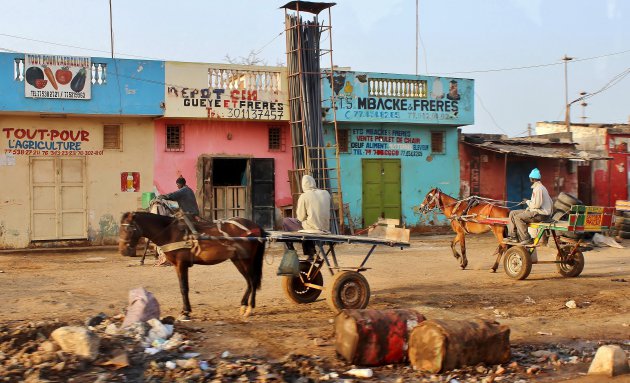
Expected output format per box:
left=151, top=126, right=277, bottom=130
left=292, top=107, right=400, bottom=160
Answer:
left=109, top=0, right=114, bottom=58
left=527, top=123, right=532, bottom=137
left=562, top=54, right=573, bottom=132
left=415, top=0, right=419, bottom=76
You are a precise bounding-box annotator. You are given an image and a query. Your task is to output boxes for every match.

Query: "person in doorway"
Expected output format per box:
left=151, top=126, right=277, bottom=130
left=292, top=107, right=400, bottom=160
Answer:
left=282, top=175, right=331, bottom=257
left=158, top=176, right=200, bottom=219
left=506, top=168, right=553, bottom=245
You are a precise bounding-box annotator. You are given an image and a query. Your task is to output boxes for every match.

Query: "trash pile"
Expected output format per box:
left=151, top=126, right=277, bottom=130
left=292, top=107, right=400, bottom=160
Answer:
left=0, top=316, right=628, bottom=382
left=0, top=288, right=627, bottom=382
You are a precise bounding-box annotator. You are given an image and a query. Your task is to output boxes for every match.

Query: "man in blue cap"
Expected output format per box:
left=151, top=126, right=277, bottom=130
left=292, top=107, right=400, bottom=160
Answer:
left=506, top=168, right=553, bottom=245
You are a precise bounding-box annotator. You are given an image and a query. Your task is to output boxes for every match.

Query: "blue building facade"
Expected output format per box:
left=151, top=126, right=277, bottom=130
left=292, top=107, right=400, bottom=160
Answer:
left=322, top=71, right=474, bottom=228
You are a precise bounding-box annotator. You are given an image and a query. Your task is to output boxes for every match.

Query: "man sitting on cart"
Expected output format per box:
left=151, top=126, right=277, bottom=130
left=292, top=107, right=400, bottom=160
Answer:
left=506, top=168, right=553, bottom=245
left=283, top=174, right=331, bottom=258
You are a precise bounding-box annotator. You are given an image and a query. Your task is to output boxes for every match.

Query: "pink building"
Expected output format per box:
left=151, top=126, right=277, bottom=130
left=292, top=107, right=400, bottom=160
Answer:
left=155, top=62, right=291, bottom=228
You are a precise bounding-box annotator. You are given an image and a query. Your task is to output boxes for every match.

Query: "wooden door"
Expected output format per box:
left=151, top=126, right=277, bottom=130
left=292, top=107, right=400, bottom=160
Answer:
left=362, top=158, right=401, bottom=226
left=31, top=157, right=86, bottom=240
left=251, top=158, right=275, bottom=229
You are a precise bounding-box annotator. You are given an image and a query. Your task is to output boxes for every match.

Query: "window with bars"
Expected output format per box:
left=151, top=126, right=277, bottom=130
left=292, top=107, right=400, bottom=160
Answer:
left=103, top=124, right=121, bottom=150
left=431, top=131, right=445, bottom=154
left=268, top=126, right=285, bottom=151
left=338, top=129, right=349, bottom=153
left=166, top=125, right=184, bottom=151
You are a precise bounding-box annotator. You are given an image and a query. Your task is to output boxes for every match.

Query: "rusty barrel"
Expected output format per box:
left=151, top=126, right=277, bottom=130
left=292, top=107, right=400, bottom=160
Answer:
left=335, top=309, right=426, bottom=366
left=408, top=319, right=511, bottom=373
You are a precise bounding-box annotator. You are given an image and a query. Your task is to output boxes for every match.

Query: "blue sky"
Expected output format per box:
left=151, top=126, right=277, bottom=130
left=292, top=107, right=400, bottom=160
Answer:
left=1, top=0, right=628, bottom=136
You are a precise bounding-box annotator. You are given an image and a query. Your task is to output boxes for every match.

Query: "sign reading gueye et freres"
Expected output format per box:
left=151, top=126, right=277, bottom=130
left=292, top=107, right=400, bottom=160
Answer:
left=1, top=128, right=103, bottom=156
left=164, top=62, right=289, bottom=120
left=24, top=54, right=91, bottom=100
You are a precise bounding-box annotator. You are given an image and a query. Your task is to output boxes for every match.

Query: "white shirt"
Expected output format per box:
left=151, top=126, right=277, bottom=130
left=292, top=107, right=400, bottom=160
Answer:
left=526, top=181, right=553, bottom=216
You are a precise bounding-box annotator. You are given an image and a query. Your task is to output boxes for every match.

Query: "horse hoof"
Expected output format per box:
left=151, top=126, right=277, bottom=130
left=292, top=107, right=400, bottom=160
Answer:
left=490, top=268, right=497, bottom=273
left=460, top=261, right=468, bottom=269
left=178, top=313, right=191, bottom=321
left=242, top=307, right=253, bottom=317
left=239, top=306, right=247, bottom=316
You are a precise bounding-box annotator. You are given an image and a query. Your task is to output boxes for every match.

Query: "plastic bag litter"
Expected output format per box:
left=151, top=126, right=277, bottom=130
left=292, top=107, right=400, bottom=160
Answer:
left=122, top=287, right=161, bottom=328
left=592, top=233, right=624, bottom=249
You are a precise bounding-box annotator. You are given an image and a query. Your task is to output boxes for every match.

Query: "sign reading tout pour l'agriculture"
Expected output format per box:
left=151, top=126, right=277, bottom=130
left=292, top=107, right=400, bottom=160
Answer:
left=24, top=54, right=91, bottom=100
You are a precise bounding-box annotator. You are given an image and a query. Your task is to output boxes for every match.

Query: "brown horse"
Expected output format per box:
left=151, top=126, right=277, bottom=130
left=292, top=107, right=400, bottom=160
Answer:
left=419, top=188, right=509, bottom=271
left=119, top=212, right=266, bottom=319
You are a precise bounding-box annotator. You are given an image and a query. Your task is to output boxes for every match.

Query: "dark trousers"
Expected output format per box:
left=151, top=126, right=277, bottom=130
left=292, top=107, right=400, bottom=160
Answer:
left=507, top=210, right=547, bottom=241
left=282, top=217, right=316, bottom=256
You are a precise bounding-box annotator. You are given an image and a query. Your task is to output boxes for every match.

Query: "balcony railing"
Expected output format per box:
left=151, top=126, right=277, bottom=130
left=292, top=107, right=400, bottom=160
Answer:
left=208, top=65, right=282, bottom=94
left=368, top=77, right=427, bottom=98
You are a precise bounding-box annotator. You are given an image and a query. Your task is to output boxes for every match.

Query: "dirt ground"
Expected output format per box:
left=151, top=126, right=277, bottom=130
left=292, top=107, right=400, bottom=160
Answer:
left=1, top=233, right=629, bottom=381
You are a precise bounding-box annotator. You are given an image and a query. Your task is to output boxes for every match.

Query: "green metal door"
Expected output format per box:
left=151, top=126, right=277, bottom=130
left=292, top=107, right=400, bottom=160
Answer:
left=362, top=159, right=401, bottom=226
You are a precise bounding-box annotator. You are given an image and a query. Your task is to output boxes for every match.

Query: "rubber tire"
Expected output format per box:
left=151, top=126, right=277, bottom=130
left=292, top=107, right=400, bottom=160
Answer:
left=619, top=223, right=630, bottom=232
left=556, top=245, right=585, bottom=278
left=623, top=212, right=630, bottom=219
left=503, top=246, right=533, bottom=280
left=326, top=271, right=371, bottom=313
left=554, top=199, right=572, bottom=212
left=557, top=192, right=582, bottom=206
left=282, top=260, right=324, bottom=304
left=620, top=230, right=630, bottom=239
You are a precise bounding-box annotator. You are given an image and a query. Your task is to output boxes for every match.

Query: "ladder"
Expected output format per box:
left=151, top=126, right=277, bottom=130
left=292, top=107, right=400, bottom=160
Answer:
left=282, top=1, right=345, bottom=234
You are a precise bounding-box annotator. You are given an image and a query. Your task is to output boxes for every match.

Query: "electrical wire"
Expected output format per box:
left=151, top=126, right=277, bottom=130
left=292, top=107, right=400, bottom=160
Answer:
left=474, top=92, right=508, bottom=135
left=429, top=48, right=630, bottom=76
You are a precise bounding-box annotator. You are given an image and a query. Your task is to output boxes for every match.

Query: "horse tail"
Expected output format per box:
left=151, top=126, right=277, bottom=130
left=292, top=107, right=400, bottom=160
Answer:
left=250, top=230, right=267, bottom=290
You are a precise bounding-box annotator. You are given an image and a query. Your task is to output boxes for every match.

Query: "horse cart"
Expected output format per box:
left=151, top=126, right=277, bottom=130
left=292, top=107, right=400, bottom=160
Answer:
left=480, top=205, right=615, bottom=280
left=266, top=231, right=410, bottom=313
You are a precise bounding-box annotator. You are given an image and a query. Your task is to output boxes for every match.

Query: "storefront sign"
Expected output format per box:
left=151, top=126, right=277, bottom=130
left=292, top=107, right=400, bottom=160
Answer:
left=1, top=127, right=102, bottom=156
left=24, top=54, right=91, bottom=100
left=323, top=72, right=474, bottom=125
left=164, top=62, right=289, bottom=120
left=347, top=127, right=429, bottom=157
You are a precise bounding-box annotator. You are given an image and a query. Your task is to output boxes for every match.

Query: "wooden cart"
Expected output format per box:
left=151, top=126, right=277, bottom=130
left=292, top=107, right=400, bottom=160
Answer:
left=266, top=231, right=410, bottom=312
left=481, top=205, right=615, bottom=280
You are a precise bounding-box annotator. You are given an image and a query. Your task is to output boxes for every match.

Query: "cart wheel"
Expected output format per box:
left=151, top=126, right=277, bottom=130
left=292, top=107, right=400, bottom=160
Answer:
left=503, top=246, right=532, bottom=280
left=556, top=245, right=585, bottom=277
left=282, top=260, right=323, bottom=304
left=326, top=271, right=371, bottom=313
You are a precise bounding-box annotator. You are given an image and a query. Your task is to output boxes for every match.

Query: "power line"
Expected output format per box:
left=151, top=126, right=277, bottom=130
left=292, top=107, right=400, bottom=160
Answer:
left=429, top=48, right=630, bottom=76
left=474, top=92, right=508, bottom=135
left=0, top=29, right=286, bottom=62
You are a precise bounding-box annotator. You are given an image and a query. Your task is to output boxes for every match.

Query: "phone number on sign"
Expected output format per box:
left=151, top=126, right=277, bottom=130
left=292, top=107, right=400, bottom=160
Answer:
left=4, top=149, right=104, bottom=156
left=226, top=108, right=285, bottom=120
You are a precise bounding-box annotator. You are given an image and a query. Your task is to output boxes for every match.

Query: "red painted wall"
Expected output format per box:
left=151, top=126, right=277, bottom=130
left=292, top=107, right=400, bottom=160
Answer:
left=536, top=159, right=577, bottom=199
left=153, top=119, right=293, bottom=207
left=459, top=143, right=506, bottom=201
left=606, top=133, right=629, bottom=204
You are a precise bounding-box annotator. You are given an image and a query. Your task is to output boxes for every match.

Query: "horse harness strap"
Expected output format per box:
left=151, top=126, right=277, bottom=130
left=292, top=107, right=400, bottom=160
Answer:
left=158, top=239, right=199, bottom=253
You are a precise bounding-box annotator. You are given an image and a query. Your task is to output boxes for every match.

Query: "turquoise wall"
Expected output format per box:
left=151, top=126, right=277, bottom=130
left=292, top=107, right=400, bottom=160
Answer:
left=0, top=52, right=164, bottom=115
left=324, top=123, right=460, bottom=227
left=322, top=71, right=474, bottom=125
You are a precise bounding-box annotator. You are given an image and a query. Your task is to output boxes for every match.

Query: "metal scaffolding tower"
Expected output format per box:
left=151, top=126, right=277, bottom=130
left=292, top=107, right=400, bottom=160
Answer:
left=282, top=1, right=345, bottom=234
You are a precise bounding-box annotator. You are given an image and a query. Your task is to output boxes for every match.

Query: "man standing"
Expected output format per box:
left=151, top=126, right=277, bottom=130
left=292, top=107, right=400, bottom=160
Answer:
left=282, top=174, right=331, bottom=256
left=158, top=176, right=200, bottom=218
left=506, top=168, right=553, bottom=245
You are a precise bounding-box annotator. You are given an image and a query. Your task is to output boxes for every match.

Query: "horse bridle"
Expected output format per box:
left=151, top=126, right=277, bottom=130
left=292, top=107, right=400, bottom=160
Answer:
left=120, top=214, right=143, bottom=247
left=420, top=189, right=443, bottom=213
